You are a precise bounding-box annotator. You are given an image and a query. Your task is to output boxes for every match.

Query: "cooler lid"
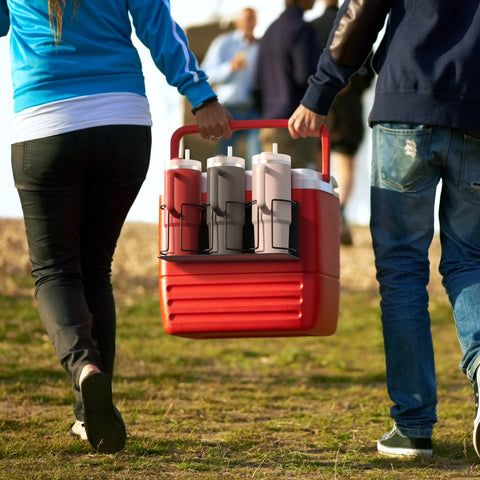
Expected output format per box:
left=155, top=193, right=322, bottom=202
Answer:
left=291, top=169, right=337, bottom=195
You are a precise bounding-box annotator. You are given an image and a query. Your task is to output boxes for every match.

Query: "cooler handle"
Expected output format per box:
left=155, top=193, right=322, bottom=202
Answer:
left=170, top=119, right=331, bottom=183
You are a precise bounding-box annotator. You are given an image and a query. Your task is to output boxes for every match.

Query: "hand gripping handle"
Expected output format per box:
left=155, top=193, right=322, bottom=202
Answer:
left=169, top=119, right=331, bottom=183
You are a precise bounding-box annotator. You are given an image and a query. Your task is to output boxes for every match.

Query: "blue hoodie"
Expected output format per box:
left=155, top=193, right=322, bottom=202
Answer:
left=0, top=0, right=215, bottom=114
left=301, top=0, right=480, bottom=131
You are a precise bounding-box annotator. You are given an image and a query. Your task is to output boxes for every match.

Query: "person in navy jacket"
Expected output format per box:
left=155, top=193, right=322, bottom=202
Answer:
left=289, top=0, right=480, bottom=458
left=254, top=0, right=320, bottom=167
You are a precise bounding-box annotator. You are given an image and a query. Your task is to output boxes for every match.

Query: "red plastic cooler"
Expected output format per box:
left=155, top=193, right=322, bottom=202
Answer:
left=159, top=119, right=340, bottom=339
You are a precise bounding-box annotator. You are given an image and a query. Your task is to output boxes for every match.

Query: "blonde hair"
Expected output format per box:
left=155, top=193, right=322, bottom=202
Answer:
left=48, top=0, right=79, bottom=44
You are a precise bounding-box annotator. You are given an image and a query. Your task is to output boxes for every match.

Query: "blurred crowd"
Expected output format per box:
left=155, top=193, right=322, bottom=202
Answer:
left=199, top=0, right=374, bottom=245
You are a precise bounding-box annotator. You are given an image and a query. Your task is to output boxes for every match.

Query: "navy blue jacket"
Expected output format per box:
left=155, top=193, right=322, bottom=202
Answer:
left=302, top=0, right=480, bottom=130
left=254, top=6, right=320, bottom=119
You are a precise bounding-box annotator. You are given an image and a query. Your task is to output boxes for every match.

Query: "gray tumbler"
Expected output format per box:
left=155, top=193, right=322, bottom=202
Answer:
left=207, top=147, right=245, bottom=254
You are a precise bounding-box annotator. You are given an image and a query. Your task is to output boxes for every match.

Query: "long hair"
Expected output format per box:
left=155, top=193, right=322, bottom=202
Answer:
left=48, top=0, right=79, bottom=44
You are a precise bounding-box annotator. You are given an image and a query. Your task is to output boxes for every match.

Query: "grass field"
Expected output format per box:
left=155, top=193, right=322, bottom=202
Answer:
left=1, top=220, right=479, bottom=479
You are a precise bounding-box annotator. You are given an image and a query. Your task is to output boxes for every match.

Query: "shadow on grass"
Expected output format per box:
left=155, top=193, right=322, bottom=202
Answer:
left=0, top=367, right=65, bottom=384
left=119, top=435, right=480, bottom=475
left=116, top=369, right=387, bottom=391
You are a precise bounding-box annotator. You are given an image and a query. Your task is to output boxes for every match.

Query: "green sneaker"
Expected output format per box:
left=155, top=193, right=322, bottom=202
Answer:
left=377, top=425, right=433, bottom=457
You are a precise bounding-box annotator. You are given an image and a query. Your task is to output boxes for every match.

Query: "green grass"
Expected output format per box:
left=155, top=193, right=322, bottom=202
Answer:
left=1, top=264, right=479, bottom=478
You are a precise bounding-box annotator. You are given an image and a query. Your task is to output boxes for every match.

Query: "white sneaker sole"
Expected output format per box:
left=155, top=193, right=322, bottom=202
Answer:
left=473, top=413, right=480, bottom=457
left=377, top=441, right=433, bottom=457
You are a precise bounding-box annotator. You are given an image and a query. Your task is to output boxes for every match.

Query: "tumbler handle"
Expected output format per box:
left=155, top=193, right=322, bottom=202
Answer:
left=165, top=169, right=179, bottom=217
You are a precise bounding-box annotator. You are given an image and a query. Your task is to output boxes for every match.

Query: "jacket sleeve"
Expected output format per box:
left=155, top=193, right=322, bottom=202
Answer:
left=0, top=0, right=10, bottom=37
left=128, top=0, right=215, bottom=109
left=301, top=0, right=392, bottom=115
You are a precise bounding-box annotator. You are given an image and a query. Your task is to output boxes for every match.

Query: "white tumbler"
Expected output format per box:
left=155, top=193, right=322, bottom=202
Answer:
left=252, top=143, right=291, bottom=253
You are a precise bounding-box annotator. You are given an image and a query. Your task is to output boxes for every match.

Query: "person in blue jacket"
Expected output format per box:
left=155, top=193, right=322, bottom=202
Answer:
left=289, top=0, right=480, bottom=458
left=0, top=0, right=232, bottom=454
left=201, top=7, right=261, bottom=166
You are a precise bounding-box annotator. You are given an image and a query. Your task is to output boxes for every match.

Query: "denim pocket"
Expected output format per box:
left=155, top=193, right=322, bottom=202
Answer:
left=460, top=131, right=480, bottom=201
left=373, top=124, right=432, bottom=192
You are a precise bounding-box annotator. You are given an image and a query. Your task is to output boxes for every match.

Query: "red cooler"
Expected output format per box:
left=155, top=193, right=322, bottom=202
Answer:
left=159, top=119, right=340, bottom=339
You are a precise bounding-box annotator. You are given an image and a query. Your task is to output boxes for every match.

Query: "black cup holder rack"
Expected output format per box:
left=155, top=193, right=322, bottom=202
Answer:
left=159, top=199, right=300, bottom=262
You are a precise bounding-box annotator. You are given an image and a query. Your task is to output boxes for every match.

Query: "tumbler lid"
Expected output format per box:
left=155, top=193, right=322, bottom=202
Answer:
left=252, top=143, right=291, bottom=166
left=207, top=146, right=245, bottom=169
left=165, top=149, right=202, bottom=171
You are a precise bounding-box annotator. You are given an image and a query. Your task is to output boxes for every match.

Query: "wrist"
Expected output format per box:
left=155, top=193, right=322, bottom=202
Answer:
left=191, top=95, right=218, bottom=115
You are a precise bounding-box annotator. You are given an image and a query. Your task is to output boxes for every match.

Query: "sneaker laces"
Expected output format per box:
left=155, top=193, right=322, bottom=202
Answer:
left=383, top=424, right=406, bottom=440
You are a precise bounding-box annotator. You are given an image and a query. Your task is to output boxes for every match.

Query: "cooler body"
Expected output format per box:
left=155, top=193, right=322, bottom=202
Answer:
left=159, top=168, right=340, bottom=339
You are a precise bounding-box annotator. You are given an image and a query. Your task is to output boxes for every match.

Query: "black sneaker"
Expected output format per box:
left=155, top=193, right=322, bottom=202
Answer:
left=473, top=367, right=480, bottom=457
left=377, top=425, right=433, bottom=457
left=81, top=372, right=126, bottom=454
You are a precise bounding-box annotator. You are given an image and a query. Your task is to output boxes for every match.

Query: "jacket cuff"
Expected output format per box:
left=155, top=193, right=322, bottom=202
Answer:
left=300, top=83, right=339, bottom=116
left=191, top=95, right=218, bottom=115
left=184, top=82, right=217, bottom=112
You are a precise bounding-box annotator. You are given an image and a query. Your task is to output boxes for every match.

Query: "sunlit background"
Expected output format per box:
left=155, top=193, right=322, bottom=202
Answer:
left=0, top=0, right=372, bottom=224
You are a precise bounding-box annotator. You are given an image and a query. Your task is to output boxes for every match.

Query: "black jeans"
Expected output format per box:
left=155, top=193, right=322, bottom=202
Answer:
left=11, top=125, right=151, bottom=420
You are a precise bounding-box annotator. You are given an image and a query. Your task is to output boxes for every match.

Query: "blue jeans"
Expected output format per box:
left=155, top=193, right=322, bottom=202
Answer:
left=371, top=123, right=480, bottom=438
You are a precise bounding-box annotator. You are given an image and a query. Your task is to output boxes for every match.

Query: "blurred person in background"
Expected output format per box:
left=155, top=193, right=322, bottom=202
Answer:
left=310, top=0, right=374, bottom=245
left=253, top=0, right=320, bottom=167
left=289, top=0, right=480, bottom=458
left=0, top=0, right=231, bottom=454
left=202, top=7, right=261, bottom=166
